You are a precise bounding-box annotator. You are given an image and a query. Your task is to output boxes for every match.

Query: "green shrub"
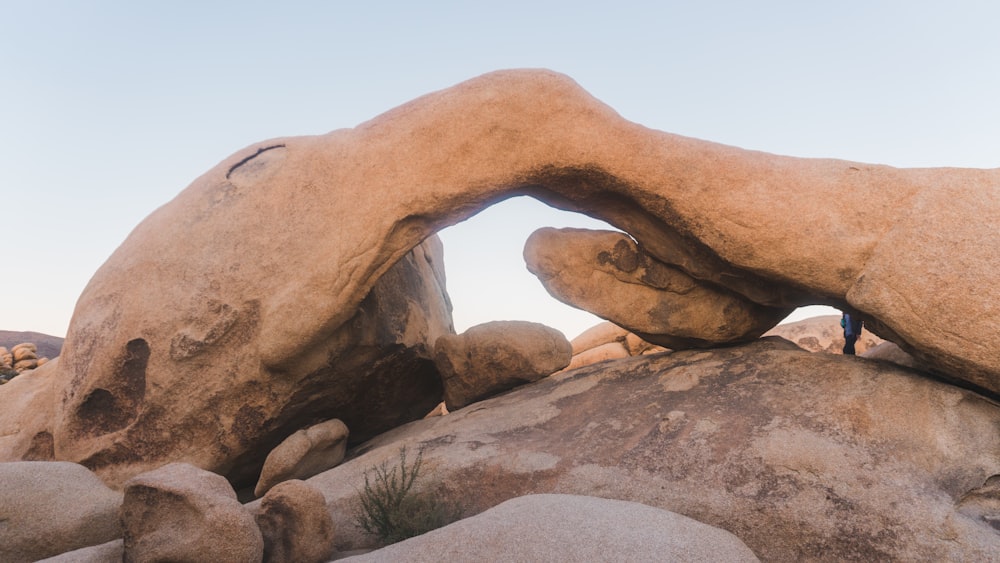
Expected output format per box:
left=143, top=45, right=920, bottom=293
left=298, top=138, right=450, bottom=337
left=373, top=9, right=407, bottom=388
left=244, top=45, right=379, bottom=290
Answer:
left=353, top=446, right=462, bottom=546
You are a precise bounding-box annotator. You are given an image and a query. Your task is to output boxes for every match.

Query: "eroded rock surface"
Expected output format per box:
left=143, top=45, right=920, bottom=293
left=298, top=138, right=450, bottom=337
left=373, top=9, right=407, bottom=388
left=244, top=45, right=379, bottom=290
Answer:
left=308, top=339, right=1000, bottom=561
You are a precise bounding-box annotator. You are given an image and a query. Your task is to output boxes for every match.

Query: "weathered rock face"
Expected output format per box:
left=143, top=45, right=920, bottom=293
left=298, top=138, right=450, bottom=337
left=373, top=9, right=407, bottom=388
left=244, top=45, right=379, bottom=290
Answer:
left=433, top=320, right=572, bottom=409
left=764, top=315, right=883, bottom=355
left=308, top=339, right=1000, bottom=561
left=341, top=494, right=761, bottom=562
left=42, top=236, right=452, bottom=488
left=2, top=68, right=998, bottom=488
left=525, top=227, right=794, bottom=348
left=0, top=461, right=122, bottom=563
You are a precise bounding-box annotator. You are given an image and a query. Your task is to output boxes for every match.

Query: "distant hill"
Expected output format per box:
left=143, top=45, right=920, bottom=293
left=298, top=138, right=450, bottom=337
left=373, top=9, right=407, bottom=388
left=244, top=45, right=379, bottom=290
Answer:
left=0, top=331, right=64, bottom=360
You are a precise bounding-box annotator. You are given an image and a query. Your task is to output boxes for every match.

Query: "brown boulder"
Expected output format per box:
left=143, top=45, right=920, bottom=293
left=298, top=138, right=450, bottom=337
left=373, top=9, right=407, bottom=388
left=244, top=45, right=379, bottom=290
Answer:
left=307, top=339, right=1000, bottom=561
left=11, top=343, right=37, bottom=362
left=433, top=320, right=572, bottom=410
left=253, top=479, right=335, bottom=563
left=254, top=418, right=349, bottom=497
left=525, top=227, right=794, bottom=348
left=121, top=462, right=263, bottom=563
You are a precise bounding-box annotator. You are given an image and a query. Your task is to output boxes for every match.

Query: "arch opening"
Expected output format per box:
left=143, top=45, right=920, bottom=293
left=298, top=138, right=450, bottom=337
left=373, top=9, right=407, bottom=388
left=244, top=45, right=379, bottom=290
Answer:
left=437, top=195, right=619, bottom=341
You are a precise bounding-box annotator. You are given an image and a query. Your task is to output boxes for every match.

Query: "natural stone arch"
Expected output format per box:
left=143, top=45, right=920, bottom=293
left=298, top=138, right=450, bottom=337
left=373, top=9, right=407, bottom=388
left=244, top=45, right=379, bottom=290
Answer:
left=2, top=68, right=996, bottom=486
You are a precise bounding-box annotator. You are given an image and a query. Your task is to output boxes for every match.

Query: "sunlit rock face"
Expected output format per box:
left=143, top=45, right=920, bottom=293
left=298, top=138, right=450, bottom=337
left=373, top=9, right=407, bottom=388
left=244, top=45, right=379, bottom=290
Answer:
left=0, top=69, right=997, bottom=487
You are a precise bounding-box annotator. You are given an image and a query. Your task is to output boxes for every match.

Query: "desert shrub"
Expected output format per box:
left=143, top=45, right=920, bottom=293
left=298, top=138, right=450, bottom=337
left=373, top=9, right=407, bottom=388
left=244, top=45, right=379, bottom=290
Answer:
left=353, top=446, right=463, bottom=546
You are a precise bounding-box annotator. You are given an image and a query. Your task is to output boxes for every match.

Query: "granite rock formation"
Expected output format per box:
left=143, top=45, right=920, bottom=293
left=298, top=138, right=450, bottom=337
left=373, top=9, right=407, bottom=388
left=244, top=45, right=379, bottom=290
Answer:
left=0, top=68, right=997, bottom=494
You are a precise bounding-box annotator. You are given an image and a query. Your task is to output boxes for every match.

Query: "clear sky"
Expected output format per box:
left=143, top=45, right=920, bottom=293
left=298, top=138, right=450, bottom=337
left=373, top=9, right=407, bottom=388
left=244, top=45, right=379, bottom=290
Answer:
left=2, top=1, right=998, bottom=340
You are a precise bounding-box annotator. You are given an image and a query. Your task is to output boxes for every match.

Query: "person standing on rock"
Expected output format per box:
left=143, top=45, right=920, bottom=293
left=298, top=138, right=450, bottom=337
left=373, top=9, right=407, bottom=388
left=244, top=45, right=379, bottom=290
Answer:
left=841, top=312, right=864, bottom=355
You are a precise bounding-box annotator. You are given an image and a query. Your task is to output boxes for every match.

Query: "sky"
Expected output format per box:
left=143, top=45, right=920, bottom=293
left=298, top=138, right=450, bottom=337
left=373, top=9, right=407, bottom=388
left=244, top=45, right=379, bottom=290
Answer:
left=2, top=1, right=998, bottom=341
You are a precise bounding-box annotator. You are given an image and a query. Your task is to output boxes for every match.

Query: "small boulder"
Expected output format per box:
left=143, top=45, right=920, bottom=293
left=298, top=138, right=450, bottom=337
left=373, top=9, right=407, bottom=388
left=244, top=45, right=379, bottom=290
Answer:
left=433, top=321, right=572, bottom=410
left=255, top=419, right=350, bottom=497
left=0, top=461, right=122, bottom=563
left=253, top=480, right=335, bottom=563
left=121, top=462, right=263, bottom=563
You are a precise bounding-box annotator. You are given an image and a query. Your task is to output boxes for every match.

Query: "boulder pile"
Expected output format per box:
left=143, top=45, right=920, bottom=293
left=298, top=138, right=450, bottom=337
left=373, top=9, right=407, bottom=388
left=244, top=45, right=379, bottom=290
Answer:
left=0, top=343, right=49, bottom=381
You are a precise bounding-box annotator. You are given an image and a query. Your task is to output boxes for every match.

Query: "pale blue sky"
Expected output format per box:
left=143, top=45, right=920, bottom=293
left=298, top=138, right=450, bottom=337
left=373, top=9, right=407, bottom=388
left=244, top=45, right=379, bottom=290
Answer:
left=2, top=1, right=998, bottom=339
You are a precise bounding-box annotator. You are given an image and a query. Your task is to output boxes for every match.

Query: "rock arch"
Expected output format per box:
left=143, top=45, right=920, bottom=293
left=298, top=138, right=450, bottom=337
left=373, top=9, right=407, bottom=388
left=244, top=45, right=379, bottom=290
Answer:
left=5, top=69, right=998, bottom=485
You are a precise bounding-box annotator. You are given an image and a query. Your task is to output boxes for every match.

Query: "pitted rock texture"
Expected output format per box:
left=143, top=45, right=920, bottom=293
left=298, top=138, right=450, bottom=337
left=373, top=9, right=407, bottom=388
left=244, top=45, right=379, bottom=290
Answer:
left=0, top=68, right=997, bottom=488
left=307, top=339, right=1000, bottom=562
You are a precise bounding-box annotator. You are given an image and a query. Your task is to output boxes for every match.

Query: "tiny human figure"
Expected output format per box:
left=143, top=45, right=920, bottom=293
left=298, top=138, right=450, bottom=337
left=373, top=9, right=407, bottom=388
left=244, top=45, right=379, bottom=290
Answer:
left=841, top=312, right=864, bottom=355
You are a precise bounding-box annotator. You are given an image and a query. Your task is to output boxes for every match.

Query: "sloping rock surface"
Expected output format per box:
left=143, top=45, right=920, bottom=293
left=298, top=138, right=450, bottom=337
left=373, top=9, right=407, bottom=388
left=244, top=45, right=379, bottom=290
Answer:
left=342, top=494, right=760, bottom=562
left=308, top=339, right=1000, bottom=562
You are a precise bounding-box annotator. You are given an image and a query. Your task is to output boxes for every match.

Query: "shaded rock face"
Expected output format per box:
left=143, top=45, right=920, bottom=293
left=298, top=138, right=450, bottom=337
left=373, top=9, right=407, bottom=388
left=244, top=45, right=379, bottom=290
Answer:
left=433, top=320, right=572, bottom=410
left=310, top=339, right=1000, bottom=561
left=525, top=227, right=793, bottom=348
left=50, top=236, right=452, bottom=488
left=1, top=68, right=997, bottom=488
